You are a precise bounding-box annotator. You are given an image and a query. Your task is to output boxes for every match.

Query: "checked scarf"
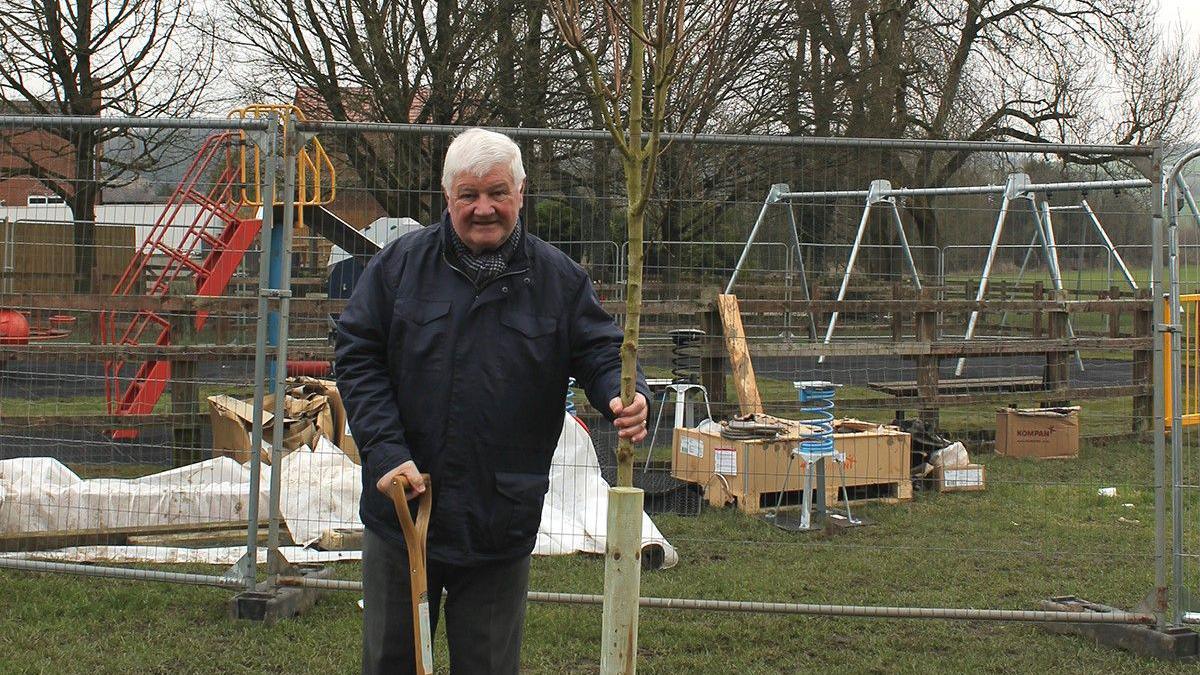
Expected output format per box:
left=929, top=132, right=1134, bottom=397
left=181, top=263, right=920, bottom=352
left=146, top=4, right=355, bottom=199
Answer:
left=448, top=221, right=523, bottom=287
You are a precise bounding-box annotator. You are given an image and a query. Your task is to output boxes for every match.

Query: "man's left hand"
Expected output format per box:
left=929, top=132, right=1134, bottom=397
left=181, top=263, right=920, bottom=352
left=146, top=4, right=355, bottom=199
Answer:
left=609, top=392, right=649, bottom=443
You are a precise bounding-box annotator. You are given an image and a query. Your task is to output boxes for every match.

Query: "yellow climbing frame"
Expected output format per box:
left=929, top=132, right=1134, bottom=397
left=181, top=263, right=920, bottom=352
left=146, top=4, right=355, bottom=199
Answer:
left=229, top=104, right=336, bottom=207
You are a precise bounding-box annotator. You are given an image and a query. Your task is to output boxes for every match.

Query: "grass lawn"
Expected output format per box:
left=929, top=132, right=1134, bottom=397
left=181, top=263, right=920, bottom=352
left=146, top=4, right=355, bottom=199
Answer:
left=2, top=437, right=1196, bottom=674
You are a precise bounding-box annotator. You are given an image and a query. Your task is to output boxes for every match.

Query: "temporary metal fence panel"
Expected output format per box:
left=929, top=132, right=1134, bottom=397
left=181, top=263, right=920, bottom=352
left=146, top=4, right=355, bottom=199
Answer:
left=285, top=121, right=1167, bottom=628
left=0, top=117, right=1177, bottom=645
left=0, top=114, right=277, bottom=589
left=1166, top=152, right=1200, bottom=625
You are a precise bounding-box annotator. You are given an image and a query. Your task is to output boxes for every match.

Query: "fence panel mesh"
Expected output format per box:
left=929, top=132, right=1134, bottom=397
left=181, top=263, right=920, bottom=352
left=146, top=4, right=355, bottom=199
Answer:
left=1, top=117, right=1181, bottom=645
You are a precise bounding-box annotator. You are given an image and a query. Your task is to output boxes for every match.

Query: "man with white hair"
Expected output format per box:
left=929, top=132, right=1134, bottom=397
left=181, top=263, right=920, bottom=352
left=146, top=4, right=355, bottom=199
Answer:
left=337, top=127, right=650, bottom=674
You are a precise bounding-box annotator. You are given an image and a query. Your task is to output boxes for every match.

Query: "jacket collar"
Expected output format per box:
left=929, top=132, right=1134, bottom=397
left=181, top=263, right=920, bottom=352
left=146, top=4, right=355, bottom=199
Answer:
left=438, top=210, right=532, bottom=270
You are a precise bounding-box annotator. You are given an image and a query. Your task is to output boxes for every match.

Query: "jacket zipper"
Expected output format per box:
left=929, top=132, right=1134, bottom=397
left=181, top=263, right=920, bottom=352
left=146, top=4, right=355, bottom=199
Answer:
left=441, top=251, right=529, bottom=295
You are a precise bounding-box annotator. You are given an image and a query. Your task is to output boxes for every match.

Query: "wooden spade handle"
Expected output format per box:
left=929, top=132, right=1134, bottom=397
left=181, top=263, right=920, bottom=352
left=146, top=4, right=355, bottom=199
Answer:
left=391, top=474, right=433, bottom=675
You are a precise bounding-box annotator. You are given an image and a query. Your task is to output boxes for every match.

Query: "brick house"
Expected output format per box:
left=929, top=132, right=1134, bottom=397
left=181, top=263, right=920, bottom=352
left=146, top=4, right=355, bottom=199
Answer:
left=0, top=101, right=80, bottom=208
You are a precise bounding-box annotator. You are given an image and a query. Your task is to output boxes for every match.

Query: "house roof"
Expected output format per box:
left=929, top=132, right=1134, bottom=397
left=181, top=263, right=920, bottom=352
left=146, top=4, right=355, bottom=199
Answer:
left=292, top=86, right=427, bottom=123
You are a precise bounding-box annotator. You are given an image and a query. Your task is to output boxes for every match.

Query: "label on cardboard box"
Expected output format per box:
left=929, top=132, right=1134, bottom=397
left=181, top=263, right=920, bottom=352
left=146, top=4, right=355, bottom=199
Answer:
left=714, top=448, right=737, bottom=475
left=681, top=436, right=704, bottom=458
left=942, top=465, right=984, bottom=490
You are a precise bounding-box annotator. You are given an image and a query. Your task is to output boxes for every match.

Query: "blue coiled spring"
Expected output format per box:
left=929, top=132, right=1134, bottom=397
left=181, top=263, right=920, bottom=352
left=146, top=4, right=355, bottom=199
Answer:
left=795, top=381, right=836, bottom=455
left=565, top=377, right=577, bottom=416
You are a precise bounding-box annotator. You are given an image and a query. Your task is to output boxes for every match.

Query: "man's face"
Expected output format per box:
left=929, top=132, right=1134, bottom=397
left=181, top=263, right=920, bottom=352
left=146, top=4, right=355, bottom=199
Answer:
left=446, top=166, right=524, bottom=254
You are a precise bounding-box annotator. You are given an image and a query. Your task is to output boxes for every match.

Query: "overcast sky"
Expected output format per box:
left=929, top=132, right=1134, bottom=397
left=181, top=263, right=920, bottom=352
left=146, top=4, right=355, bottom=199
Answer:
left=1156, top=0, right=1200, bottom=127
left=1158, top=0, right=1200, bottom=28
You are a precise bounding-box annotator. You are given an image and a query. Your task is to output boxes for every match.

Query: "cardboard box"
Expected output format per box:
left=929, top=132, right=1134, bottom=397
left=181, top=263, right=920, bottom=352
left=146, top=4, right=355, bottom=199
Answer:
left=672, top=416, right=912, bottom=514
left=294, top=374, right=357, bottom=466
left=938, top=464, right=986, bottom=492
left=207, top=394, right=270, bottom=465
left=995, top=406, right=1079, bottom=459
left=207, top=394, right=313, bottom=465
left=207, top=377, right=360, bottom=465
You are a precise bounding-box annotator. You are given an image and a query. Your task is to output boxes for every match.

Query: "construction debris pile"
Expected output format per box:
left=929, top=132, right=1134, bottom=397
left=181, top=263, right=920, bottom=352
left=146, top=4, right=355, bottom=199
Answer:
left=0, top=379, right=677, bottom=569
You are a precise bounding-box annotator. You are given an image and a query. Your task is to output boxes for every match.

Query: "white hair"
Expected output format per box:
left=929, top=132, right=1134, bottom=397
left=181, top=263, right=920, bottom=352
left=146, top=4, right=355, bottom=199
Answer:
left=441, top=128, right=526, bottom=193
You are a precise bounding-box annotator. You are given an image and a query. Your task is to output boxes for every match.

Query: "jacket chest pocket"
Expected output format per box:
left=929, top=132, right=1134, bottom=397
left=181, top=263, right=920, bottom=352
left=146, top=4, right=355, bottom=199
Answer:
left=494, top=311, right=558, bottom=374
left=393, top=299, right=451, bottom=370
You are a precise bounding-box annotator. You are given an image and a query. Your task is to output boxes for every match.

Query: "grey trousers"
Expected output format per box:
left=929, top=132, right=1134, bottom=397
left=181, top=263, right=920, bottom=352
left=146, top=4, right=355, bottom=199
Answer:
left=362, top=528, right=531, bottom=675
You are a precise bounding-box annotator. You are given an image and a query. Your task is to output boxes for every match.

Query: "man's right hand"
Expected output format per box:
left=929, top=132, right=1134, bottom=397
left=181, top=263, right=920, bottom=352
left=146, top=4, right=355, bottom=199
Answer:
left=377, top=460, right=426, bottom=500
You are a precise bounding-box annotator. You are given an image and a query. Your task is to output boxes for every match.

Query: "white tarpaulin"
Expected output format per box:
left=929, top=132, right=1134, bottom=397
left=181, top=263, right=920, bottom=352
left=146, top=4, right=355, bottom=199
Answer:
left=0, top=456, right=265, bottom=533
left=536, top=414, right=678, bottom=568
left=278, top=436, right=364, bottom=547
left=0, top=414, right=677, bottom=568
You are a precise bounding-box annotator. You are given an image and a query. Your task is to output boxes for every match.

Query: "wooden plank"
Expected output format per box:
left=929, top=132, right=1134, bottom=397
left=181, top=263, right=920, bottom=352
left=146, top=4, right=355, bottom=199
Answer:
left=3, top=221, right=73, bottom=294
left=731, top=298, right=1150, bottom=313
left=1042, top=292, right=1071, bottom=407
left=127, top=527, right=281, bottom=547
left=716, top=294, right=763, bottom=415
left=701, top=337, right=1151, bottom=359
left=0, top=292, right=1152, bottom=317
left=0, top=414, right=176, bottom=430
left=0, top=292, right=350, bottom=315
left=890, top=283, right=903, bottom=341
left=318, top=528, right=363, bottom=551
left=870, top=375, right=1044, bottom=389
left=170, top=357, right=202, bottom=466
left=1108, top=286, right=1122, bottom=338
left=0, top=518, right=270, bottom=553
left=1032, top=282, right=1044, bottom=338
left=868, top=376, right=1043, bottom=397
left=0, top=335, right=1149, bottom=364
left=1132, top=289, right=1153, bottom=433
left=839, top=384, right=1148, bottom=409
left=0, top=343, right=335, bottom=360
left=700, top=305, right=729, bottom=419
left=915, top=295, right=940, bottom=427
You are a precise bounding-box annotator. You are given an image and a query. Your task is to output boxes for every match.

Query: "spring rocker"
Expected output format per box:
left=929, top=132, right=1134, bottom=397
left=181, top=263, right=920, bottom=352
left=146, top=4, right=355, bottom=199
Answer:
left=764, top=381, right=862, bottom=532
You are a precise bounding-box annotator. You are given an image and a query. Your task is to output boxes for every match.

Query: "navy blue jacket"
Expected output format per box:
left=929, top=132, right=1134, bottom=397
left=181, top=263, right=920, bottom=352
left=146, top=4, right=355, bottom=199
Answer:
left=335, top=214, right=649, bottom=566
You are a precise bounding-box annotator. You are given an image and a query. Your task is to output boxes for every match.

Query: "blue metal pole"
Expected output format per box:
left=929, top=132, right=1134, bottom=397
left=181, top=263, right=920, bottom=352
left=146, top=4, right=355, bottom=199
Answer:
left=267, top=191, right=284, bottom=391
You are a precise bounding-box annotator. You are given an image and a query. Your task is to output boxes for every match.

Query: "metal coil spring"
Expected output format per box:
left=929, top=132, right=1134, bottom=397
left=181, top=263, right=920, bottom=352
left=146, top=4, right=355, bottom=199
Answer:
left=669, top=328, right=705, bottom=384
left=565, top=377, right=577, bottom=416
left=796, top=381, right=836, bottom=455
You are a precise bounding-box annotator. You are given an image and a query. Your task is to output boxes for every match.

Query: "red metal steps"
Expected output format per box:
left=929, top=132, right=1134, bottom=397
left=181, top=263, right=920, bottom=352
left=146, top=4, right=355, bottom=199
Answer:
left=103, top=132, right=259, bottom=437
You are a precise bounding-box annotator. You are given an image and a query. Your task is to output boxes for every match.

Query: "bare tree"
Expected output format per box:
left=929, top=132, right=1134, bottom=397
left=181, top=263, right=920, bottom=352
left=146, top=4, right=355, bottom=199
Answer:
left=550, top=2, right=742, bottom=667
left=551, top=0, right=742, bottom=485
left=0, top=0, right=222, bottom=292
left=764, top=0, right=1198, bottom=267
left=226, top=0, right=593, bottom=223
left=219, top=0, right=1196, bottom=279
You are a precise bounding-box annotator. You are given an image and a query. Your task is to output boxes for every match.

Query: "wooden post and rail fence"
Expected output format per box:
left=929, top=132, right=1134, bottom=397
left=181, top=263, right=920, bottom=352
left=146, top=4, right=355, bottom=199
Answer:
left=0, top=286, right=1164, bottom=457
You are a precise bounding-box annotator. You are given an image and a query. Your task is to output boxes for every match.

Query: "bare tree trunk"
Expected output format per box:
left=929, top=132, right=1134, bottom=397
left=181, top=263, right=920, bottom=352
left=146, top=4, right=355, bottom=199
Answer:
left=69, top=126, right=98, bottom=294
